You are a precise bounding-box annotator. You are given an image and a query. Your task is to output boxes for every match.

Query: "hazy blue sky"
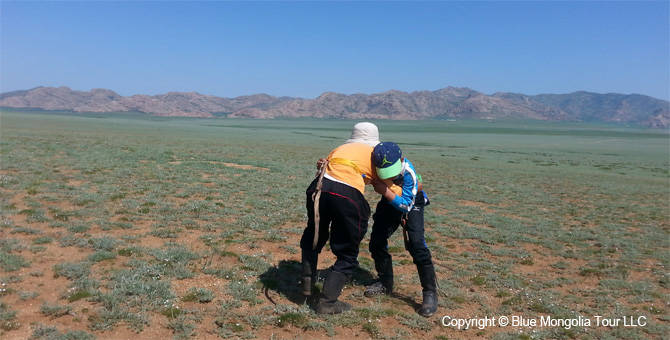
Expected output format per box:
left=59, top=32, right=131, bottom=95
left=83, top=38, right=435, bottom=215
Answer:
left=1, top=1, right=668, bottom=100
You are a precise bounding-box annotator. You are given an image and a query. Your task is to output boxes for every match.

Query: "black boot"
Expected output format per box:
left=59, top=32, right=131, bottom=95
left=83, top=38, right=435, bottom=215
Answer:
left=316, top=269, right=351, bottom=314
left=365, top=258, right=394, bottom=297
left=301, top=250, right=318, bottom=296
left=417, top=264, right=438, bottom=317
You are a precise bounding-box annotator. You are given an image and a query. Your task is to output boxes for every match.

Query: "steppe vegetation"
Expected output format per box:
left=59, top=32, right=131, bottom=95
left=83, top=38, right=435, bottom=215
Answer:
left=1, top=111, right=668, bottom=339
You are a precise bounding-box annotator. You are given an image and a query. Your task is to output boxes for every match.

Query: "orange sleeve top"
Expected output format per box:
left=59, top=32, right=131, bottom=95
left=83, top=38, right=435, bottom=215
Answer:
left=382, top=179, right=403, bottom=196
left=324, top=142, right=378, bottom=194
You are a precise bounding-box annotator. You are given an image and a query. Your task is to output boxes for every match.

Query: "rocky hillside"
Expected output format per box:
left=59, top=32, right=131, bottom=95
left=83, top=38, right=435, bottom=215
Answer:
left=1, top=86, right=668, bottom=127
left=0, top=87, right=292, bottom=118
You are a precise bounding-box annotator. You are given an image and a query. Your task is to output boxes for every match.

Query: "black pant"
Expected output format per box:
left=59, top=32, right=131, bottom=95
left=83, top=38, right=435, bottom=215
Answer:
left=369, top=194, right=433, bottom=267
left=300, top=177, right=371, bottom=275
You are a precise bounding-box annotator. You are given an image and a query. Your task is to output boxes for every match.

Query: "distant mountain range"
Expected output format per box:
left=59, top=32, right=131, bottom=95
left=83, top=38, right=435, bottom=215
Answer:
left=1, top=86, right=668, bottom=128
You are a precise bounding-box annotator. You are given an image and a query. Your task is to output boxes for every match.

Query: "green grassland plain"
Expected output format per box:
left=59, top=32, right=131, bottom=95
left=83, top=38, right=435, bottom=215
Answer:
left=0, top=111, right=668, bottom=340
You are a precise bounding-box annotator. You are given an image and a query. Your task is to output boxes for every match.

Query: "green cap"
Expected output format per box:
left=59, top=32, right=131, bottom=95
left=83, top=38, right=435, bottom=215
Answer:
left=372, top=142, right=402, bottom=179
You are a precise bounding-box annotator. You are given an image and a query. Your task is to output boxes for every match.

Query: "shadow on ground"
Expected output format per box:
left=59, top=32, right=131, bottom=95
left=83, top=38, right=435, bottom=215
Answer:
left=258, top=260, right=317, bottom=307
left=258, top=260, right=420, bottom=312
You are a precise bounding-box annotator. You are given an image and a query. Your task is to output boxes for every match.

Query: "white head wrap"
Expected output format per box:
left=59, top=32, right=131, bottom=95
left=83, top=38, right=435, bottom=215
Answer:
left=345, top=122, right=380, bottom=147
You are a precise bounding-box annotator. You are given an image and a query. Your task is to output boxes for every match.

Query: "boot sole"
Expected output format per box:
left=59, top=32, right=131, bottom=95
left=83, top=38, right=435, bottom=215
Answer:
left=419, top=310, right=436, bottom=317
left=316, top=301, right=352, bottom=314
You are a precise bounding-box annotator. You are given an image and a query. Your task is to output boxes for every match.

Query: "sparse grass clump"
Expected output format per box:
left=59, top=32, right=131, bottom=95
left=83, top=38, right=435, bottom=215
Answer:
left=88, top=250, right=117, bottom=262
left=40, top=302, right=72, bottom=318
left=68, top=290, right=93, bottom=302
left=107, top=261, right=175, bottom=307
left=161, top=306, right=183, bottom=318
left=276, top=312, right=307, bottom=328
left=362, top=321, right=381, bottom=338
left=0, top=239, right=31, bottom=271
left=181, top=287, right=214, bottom=303
left=53, top=261, right=90, bottom=280
left=89, top=236, right=120, bottom=251
left=0, top=302, right=20, bottom=331
left=227, top=280, right=262, bottom=306
left=29, top=323, right=95, bottom=340
left=168, top=315, right=196, bottom=340
left=149, top=244, right=200, bottom=279
left=117, top=248, right=134, bottom=257
left=471, top=276, right=487, bottom=286
left=0, top=252, right=31, bottom=272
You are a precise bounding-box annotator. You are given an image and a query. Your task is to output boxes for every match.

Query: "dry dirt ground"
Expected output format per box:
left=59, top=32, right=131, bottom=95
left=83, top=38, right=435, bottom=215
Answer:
left=1, top=168, right=668, bottom=340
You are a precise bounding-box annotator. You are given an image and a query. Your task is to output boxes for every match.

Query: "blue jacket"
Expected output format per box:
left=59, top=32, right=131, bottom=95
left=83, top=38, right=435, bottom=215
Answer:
left=388, top=158, right=428, bottom=213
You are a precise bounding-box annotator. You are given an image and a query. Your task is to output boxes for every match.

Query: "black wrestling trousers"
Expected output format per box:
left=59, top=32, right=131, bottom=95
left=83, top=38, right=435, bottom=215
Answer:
left=369, top=196, right=433, bottom=267
left=301, top=177, right=371, bottom=275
